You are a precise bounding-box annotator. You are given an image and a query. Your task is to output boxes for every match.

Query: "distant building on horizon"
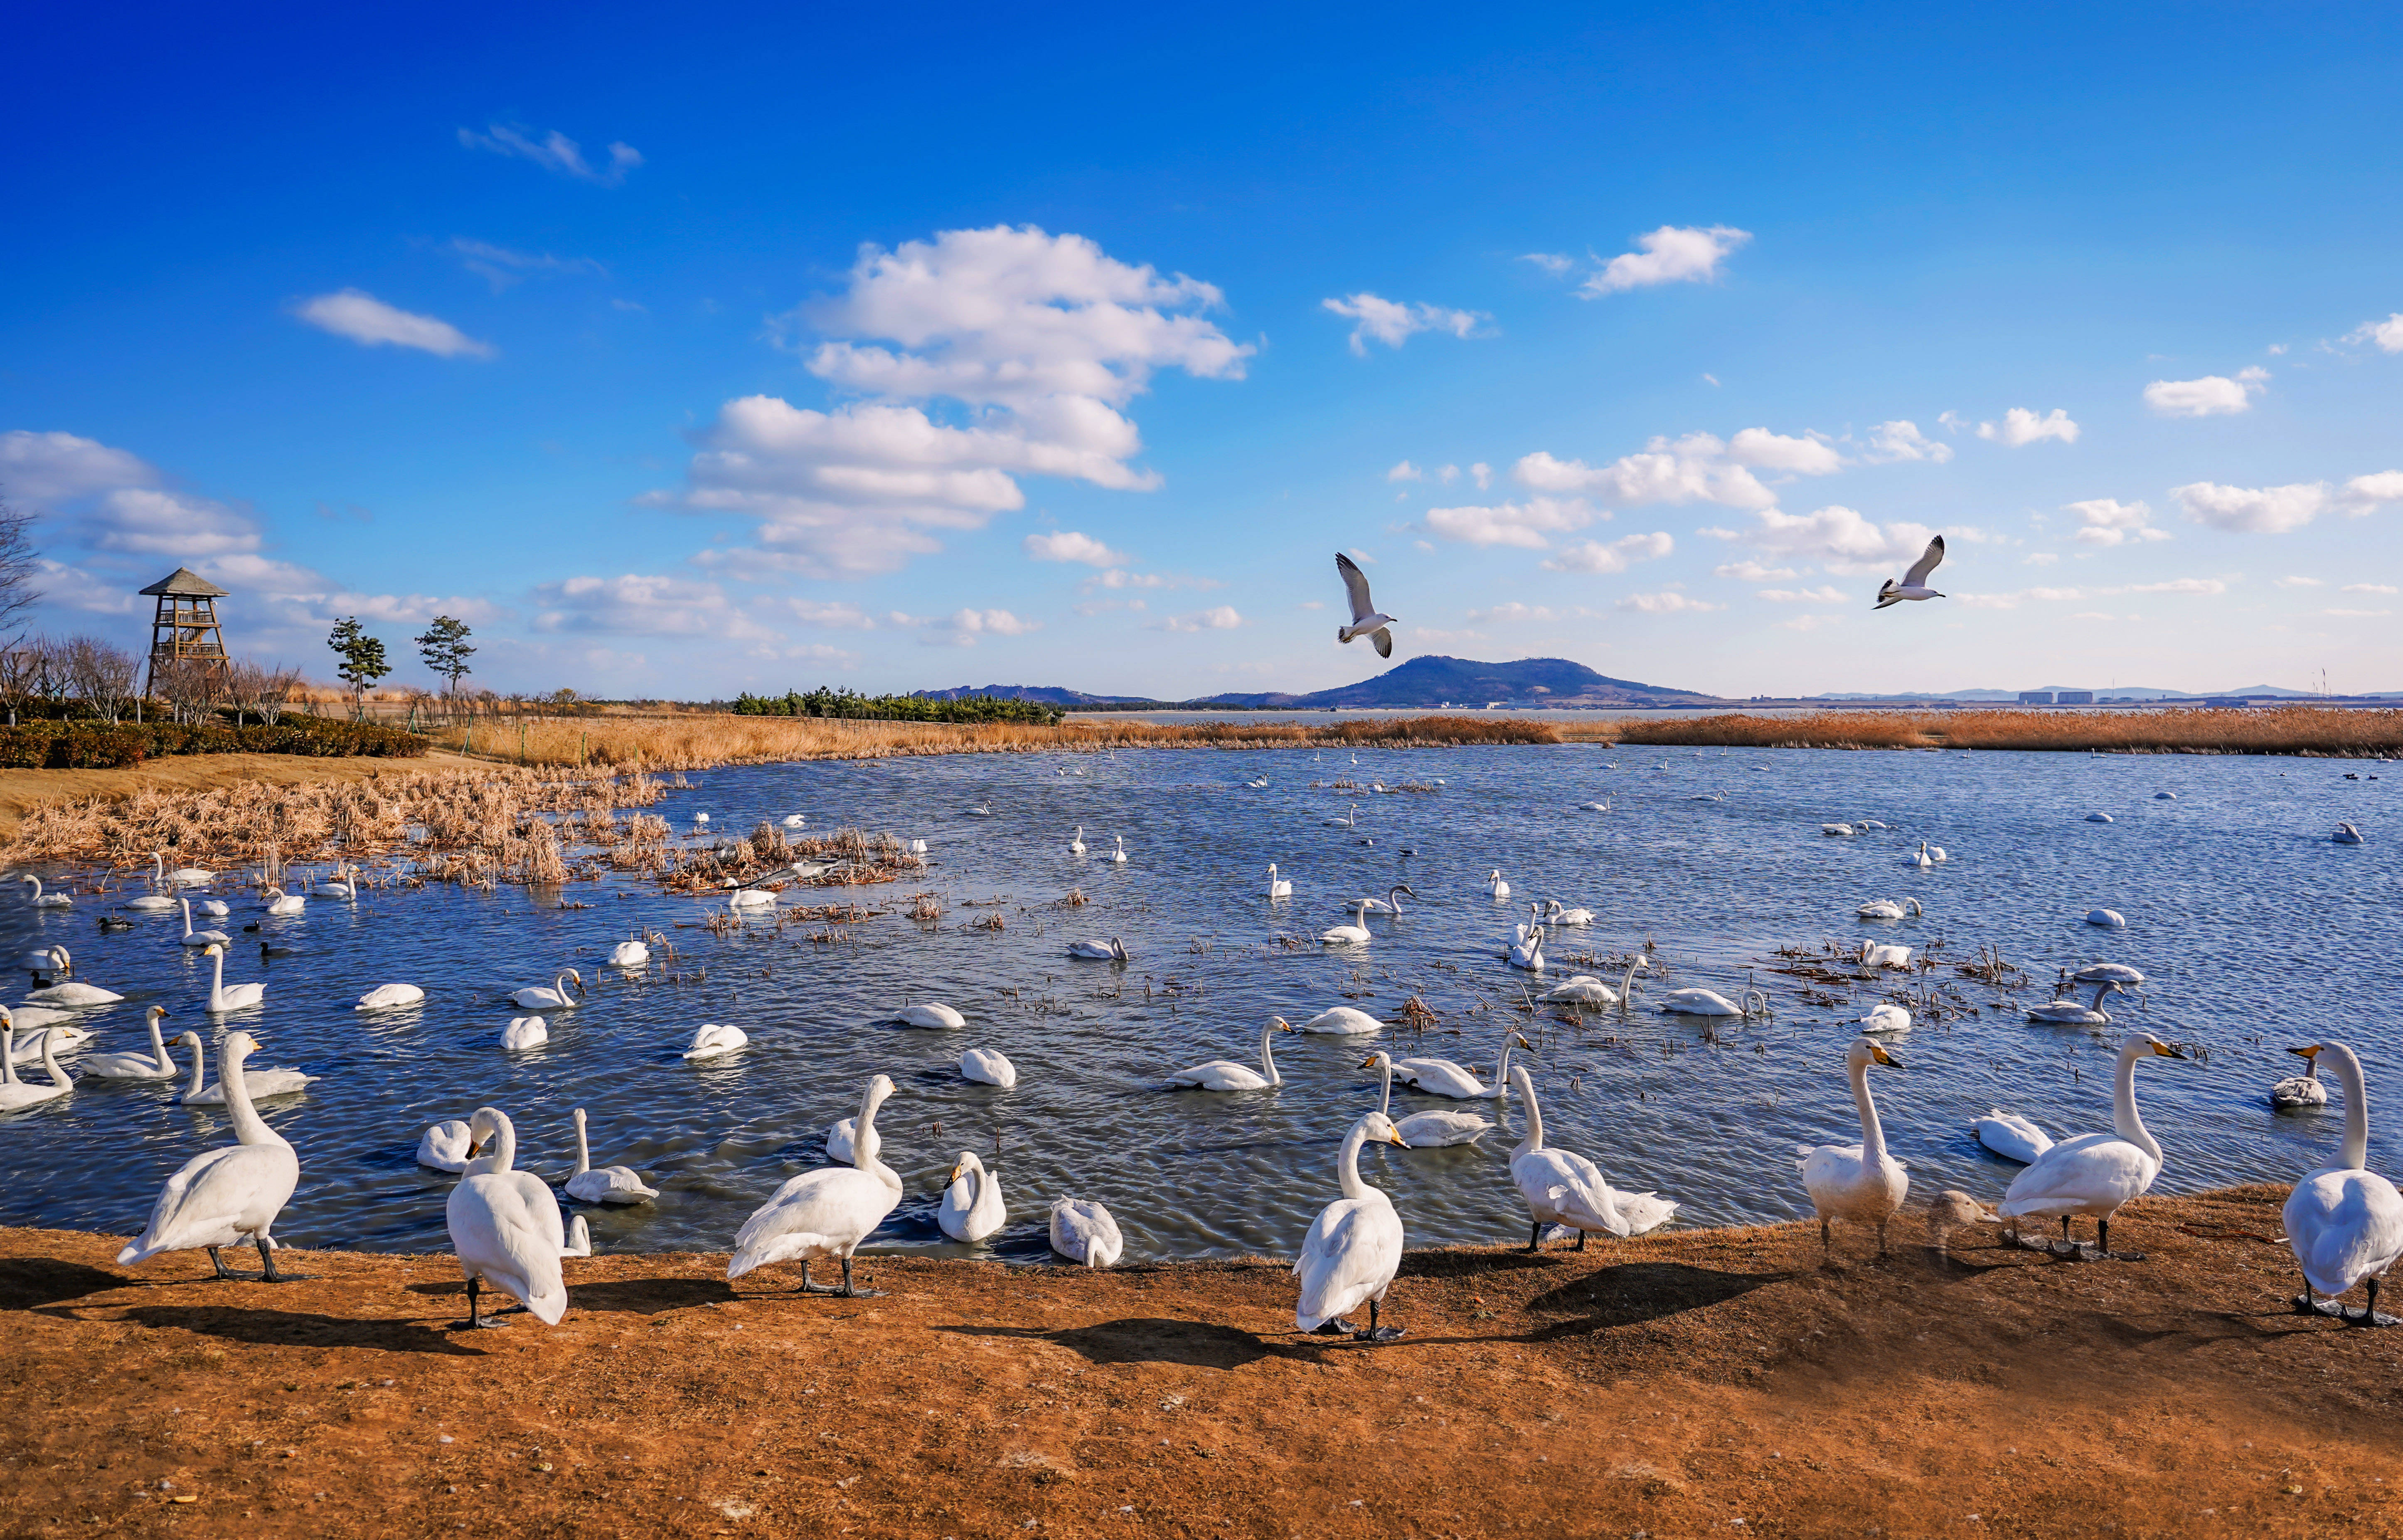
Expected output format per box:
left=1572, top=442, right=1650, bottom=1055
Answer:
left=2055, top=689, right=2095, bottom=705
left=2018, top=690, right=2055, bottom=704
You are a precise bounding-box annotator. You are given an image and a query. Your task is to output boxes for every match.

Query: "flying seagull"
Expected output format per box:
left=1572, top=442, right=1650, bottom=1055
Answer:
left=1874, top=536, right=1947, bottom=610
left=1335, top=552, right=1397, bottom=657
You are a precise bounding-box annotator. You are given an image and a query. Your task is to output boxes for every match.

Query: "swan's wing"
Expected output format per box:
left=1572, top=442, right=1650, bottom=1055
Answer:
left=1335, top=552, right=1376, bottom=623
left=120, top=1145, right=294, bottom=1260
left=1612, top=1191, right=1679, bottom=1235
left=1997, top=1134, right=2156, bottom=1217
left=730, top=1168, right=895, bottom=1277
left=2287, top=1171, right=2403, bottom=1294
left=1294, top=1195, right=1402, bottom=1329
left=446, top=1174, right=570, bottom=1323
left=1902, top=535, right=1945, bottom=588
left=1539, top=1149, right=1632, bottom=1236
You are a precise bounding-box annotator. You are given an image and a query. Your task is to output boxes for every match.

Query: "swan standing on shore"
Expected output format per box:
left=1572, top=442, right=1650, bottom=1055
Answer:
left=1509, top=1064, right=1677, bottom=1250
left=1798, top=1039, right=1910, bottom=1256
left=179, top=898, right=230, bottom=949
left=1050, top=1196, right=1123, bottom=1266
left=199, top=943, right=264, bottom=1013
left=939, top=1151, right=1006, bottom=1244
left=118, top=1031, right=300, bottom=1280
left=1998, top=1033, right=2187, bottom=1257
left=730, top=1074, right=902, bottom=1297
left=1320, top=900, right=1373, bottom=946
left=0, top=1019, right=74, bottom=1110
left=512, top=970, right=584, bottom=1010
left=1295, top=1110, right=1411, bottom=1341
left=1266, top=863, right=1292, bottom=898
left=1169, top=1018, right=1290, bottom=1090
left=2281, top=1043, right=2403, bottom=1326
left=1391, top=1028, right=1528, bottom=1100
left=1362, top=1052, right=1492, bottom=1146
left=446, top=1107, right=569, bottom=1327
left=565, top=1107, right=658, bottom=1204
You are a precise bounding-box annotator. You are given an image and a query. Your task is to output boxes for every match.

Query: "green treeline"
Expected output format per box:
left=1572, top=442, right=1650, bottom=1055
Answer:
left=730, top=688, right=1067, bottom=725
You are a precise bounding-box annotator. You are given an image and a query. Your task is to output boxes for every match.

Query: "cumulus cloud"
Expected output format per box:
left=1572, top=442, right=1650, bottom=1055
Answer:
left=1386, top=460, right=1423, bottom=483
left=1713, top=560, right=1796, bottom=581
left=293, top=290, right=495, bottom=358
left=458, top=123, right=643, bottom=186
left=1157, top=605, right=1242, bottom=632
left=532, top=573, right=770, bottom=637
left=1463, top=602, right=1557, bottom=624
left=2144, top=367, right=2268, bottom=417
left=1741, top=504, right=1970, bottom=573
left=1518, top=253, right=1573, bottom=276
left=1976, top=407, right=2079, bottom=447
left=670, top=226, right=1246, bottom=578
left=1024, top=530, right=1131, bottom=566
left=2343, top=583, right=2400, bottom=594
left=2274, top=576, right=2324, bottom=588
left=2066, top=497, right=2170, bottom=546
left=1516, top=435, right=1772, bottom=510
left=1320, top=293, right=1487, bottom=354
left=1728, top=428, right=1843, bottom=475
left=1469, top=462, right=1491, bottom=490
left=0, top=429, right=158, bottom=499
left=1756, top=585, right=1847, bottom=603
left=1955, top=578, right=2227, bottom=610
left=1579, top=225, right=1752, bottom=297
left=1541, top=531, right=1674, bottom=574
left=894, top=607, right=1041, bottom=647
left=2172, top=481, right=2330, bottom=534
left=2324, top=607, right=2394, bottom=618
left=2344, top=314, right=2403, bottom=353
left=1617, top=590, right=1723, bottom=615
left=1423, top=497, right=1595, bottom=550
left=1861, top=420, right=1953, bottom=464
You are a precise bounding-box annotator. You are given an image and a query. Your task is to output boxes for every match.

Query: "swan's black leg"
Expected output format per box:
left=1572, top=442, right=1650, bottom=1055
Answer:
left=2096, top=1218, right=2109, bottom=1259
left=836, top=1255, right=881, bottom=1299
left=1528, top=1222, right=1543, bottom=1253
left=454, top=1276, right=506, bottom=1329
left=1575, top=1230, right=1587, bottom=1253
left=2346, top=1276, right=2398, bottom=1328
left=255, top=1235, right=308, bottom=1283
left=1354, top=1297, right=1405, bottom=1344
left=1819, top=1218, right=1831, bottom=1255
left=2295, top=1277, right=2340, bottom=1317
left=1877, top=1219, right=1889, bottom=1257
left=793, top=1261, right=839, bottom=1295
left=206, top=1245, right=259, bottom=1282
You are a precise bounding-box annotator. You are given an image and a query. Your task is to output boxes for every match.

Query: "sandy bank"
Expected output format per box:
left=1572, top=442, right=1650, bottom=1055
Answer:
left=0, top=750, right=479, bottom=835
left=5, top=1186, right=2397, bottom=1538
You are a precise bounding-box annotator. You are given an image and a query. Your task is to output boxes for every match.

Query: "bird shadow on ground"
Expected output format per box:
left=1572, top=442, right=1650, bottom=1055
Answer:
left=1511, top=1262, right=1792, bottom=1339
left=0, top=1258, right=132, bottom=1311
left=935, top=1317, right=1313, bottom=1370
left=49, top=1303, right=483, bottom=1355
left=571, top=1277, right=741, bottom=1314
left=1397, top=1250, right=1561, bottom=1279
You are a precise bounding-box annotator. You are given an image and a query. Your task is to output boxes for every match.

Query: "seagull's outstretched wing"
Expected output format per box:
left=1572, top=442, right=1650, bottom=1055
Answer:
left=1903, top=535, right=1946, bottom=588
left=1872, top=580, right=1901, bottom=610
left=1336, top=552, right=1376, bottom=624
left=1372, top=627, right=1392, bottom=658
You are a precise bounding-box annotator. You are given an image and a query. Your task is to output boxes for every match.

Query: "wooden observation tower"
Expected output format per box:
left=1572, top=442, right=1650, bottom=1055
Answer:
left=140, top=567, right=232, bottom=696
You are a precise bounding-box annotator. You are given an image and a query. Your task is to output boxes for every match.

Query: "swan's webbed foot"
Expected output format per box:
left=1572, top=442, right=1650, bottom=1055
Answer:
left=791, top=1262, right=841, bottom=1295
left=833, top=1257, right=882, bottom=1299
left=254, top=1237, right=310, bottom=1283
left=451, top=1278, right=509, bottom=1330
left=1314, top=1318, right=1359, bottom=1336
left=2340, top=1306, right=2401, bottom=1328
left=1353, top=1300, right=1403, bottom=1343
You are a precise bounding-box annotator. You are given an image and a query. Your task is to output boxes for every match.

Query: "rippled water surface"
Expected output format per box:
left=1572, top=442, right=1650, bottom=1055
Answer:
left=2, top=744, right=2395, bottom=1263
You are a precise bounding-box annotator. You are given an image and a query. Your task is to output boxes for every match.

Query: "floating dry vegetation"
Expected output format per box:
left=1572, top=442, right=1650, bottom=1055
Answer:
left=1599, top=705, right=2403, bottom=755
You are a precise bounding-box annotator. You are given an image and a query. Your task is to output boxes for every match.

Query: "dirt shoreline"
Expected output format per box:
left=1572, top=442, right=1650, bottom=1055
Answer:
left=6, top=1186, right=2400, bottom=1538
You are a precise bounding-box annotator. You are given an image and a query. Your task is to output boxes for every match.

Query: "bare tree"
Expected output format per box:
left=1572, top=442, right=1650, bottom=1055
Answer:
left=64, top=635, right=139, bottom=724
left=253, top=662, right=303, bottom=726
left=153, top=657, right=223, bottom=727
left=26, top=636, right=71, bottom=712
left=0, top=488, right=39, bottom=648
left=0, top=642, right=38, bottom=727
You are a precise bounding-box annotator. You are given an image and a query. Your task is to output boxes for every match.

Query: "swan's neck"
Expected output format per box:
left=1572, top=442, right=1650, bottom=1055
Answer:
left=1620, top=958, right=1642, bottom=999
left=145, top=1015, right=168, bottom=1071
left=1489, top=1032, right=1519, bottom=1096
left=1336, top=1124, right=1373, bottom=1201
left=572, top=1113, right=591, bottom=1176
left=220, top=1045, right=281, bottom=1147
left=1850, top=1057, right=1888, bottom=1164
left=1515, top=1077, right=1545, bottom=1156
left=555, top=972, right=572, bottom=999
left=1259, top=1021, right=1281, bottom=1085
left=2332, top=1046, right=2371, bottom=1171
left=483, top=1114, right=517, bottom=1172
left=210, top=947, right=226, bottom=1003
left=1377, top=1058, right=1393, bottom=1116
left=2110, top=1042, right=2161, bottom=1162
left=855, top=1087, right=900, bottom=1189
left=0, top=1028, right=17, bottom=1087
left=181, top=899, right=192, bottom=935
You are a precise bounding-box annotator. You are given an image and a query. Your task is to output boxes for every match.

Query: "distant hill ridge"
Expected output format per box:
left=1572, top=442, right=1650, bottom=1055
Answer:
left=911, top=657, right=1721, bottom=709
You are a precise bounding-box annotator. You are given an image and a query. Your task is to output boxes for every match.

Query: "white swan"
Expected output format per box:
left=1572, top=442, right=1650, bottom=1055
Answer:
left=683, top=1022, right=748, bottom=1060
left=260, top=886, right=305, bottom=916
left=1656, top=987, right=1765, bottom=1018
left=25, top=973, right=122, bottom=1005
left=603, top=936, right=652, bottom=968
left=126, top=859, right=179, bottom=911
left=1068, top=825, right=1087, bottom=854
left=1168, top=1018, right=1290, bottom=1091
left=2026, top=972, right=2119, bottom=1024
left=175, top=1030, right=314, bottom=1102
left=1821, top=823, right=1856, bottom=836
left=939, top=1151, right=1006, bottom=1244
left=1319, top=900, right=1373, bottom=946
left=356, top=982, right=426, bottom=1010
left=727, top=886, right=777, bottom=910
left=0, top=1019, right=73, bottom=1110
left=2333, top=823, right=2366, bottom=846
left=1973, top=1110, right=2053, bottom=1164
left=511, top=970, right=584, bottom=1010
left=907, top=838, right=927, bottom=854
left=117, top=1031, right=300, bottom=1280
left=195, top=898, right=229, bottom=916
left=1110, top=834, right=1126, bottom=863
left=1542, top=957, right=1647, bottom=1008
left=960, top=1047, right=1017, bottom=1088
left=2072, top=962, right=2146, bottom=990
left=1998, top=1033, right=2187, bottom=1256
left=6, top=1011, right=91, bottom=1065
left=418, top=1119, right=473, bottom=1172
left=318, top=863, right=357, bottom=900
left=1856, top=1002, right=1912, bottom=1036
left=20, top=876, right=71, bottom=908
left=2085, top=908, right=2127, bottom=929
left=1856, top=897, right=1924, bottom=921
left=199, top=942, right=264, bottom=1013
left=1904, top=842, right=1934, bottom=868
left=79, top=1006, right=180, bottom=1080
left=1484, top=869, right=1510, bottom=898
left=783, top=814, right=806, bottom=828
left=500, top=1015, right=549, bottom=1051
left=729, top=1073, right=903, bottom=1297
left=21, top=944, right=69, bottom=978
left=893, top=1001, right=966, bottom=1029
left=1507, top=923, right=1547, bottom=972
left=1544, top=899, right=1595, bottom=927
left=1391, top=1028, right=1528, bottom=1100
left=1798, top=1039, right=1910, bottom=1255
left=446, top=1106, right=569, bottom=1327
left=160, top=853, right=214, bottom=886
left=565, top=1107, right=658, bottom=1204
left=1067, top=937, right=1128, bottom=962
left=2283, top=1043, right=2403, bottom=1324
left=1295, top=1110, right=1411, bottom=1340
left=1325, top=804, right=1359, bottom=828
left=1360, top=884, right=1418, bottom=916
left=1266, top=863, right=1292, bottom=899
left=1298, top=1006, right=1383, bottom=1035
left=1859, top=941, right=1912, bottom=970
left=561, top=1214, right=593, bottom=1257
left=1509, top=1063, right=1676, bottom=1250
left=2272, top=1056, right=2329, bottom=1110
left=178, top=898, right=230, bottom=949
left=1363, top=1051, right=1492, bottom=1146
left=1049, top=1196, right=1123, bottom=1267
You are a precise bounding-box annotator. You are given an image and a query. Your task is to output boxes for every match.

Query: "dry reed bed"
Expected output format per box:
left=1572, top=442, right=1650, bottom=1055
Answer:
left=1600, top=705, right=2403, bottom=755
left=430, top=711, right=1558, bottom=768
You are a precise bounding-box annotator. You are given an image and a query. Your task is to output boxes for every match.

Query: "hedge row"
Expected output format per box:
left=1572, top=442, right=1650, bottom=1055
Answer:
left=0, top=716, right=428, bottom=770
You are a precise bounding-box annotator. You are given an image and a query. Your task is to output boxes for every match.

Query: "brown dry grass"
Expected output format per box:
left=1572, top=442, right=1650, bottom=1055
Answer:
left=428, top=711, right=1559, bottom=769
left=1593, top=705, right=2403, bottom=755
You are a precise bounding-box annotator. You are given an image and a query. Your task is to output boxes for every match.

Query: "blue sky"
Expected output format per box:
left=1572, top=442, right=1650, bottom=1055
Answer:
left=6, top=2, right=2401, bottom=700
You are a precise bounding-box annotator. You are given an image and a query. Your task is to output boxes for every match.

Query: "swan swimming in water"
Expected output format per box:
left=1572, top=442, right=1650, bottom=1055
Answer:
left=78, top=1006, right=180, bottom=1081
left=2333, top=823, right=2366, bottom=845
left=2271, top=1055, right=2328, bottom=1111
left=117, top=1031, right=300, bottom=1280
left=20, top=876, right=71, bottom=908
left=1509, top=1063, right=1677, bottom=1250
left=604, top=935, right=652, bottom=968
left=730, top=1074, right=902, bottom=1297
left=1855, top=1002, right=1912, bottom=1036
left=25, top=970, right=122, bottom=1005
left=0, top=1019, right=74, bottom=1111
left=1998, top=1033, right=2186, bottom=1257
left=1265, top=863, right=1292, bottom=899
left=564, top=1107, right=658, bottom=1204
left=1320, top=900, right=1373, bottom=947
left=446, top=1106, right=570, bottom=1327
left=1544, top=899, right=1594, bottom=927
left=939, top=1151, right=1006, bottom=1244
left=179, top=898, right=230, bottom=949
left=2085, top=908, right=2127, bottom=929
left=1294, top=1110, right=1411, bottom=1341
left=2282, top=1042, right=2403, bottom=1325
left=199, top=943, right=264, bottom=1014
left=500, top=1016, right=549, bottom=1051
left=1390, top=1028, right=1528, bottom=1100
left=1856, top=897, right=1923, bottom=921
left=1298, top=1006, right=1383, bottom=1035
left=1362, top=1051, right=1492, bottom=1146
left=682, top=1023, right=748, bottom=1060
left=892, top=1001, right=967, bottom=1029
left=418, top=1119, right=473, bottom=1173
left=1167, top=1018, right=1290, bottom=1091
left=1859, top=941, right=1912, bottom=969
left=512, top=970, right=584, bottom=1010
left=1798, top=1038, right=1910, bottom=1255
left=1068, top=826, right=1087, bottom=855
left=1656, top=986, right=1765, bottom=1018
left=1507, top=924, right=1547, bottom=972
left=960, top=1047, right=1017, bottom=1088
left=175, top=1029, right=314, bottom=1103
left=1049, top=1196, right=1123, bottom=1267
left=259, top=886, right=305, bottom=916
left=1974, top=1110, right=2054, bottom=1164
left=1542, top=957, right=1647, bottom=1008
left=356, top=982, right=426, bottom=1010
left=2025, top=978, right=2118, bottom=1025
left=1359, top=884, right=1417, bottom=916
left=1484, top=870, right=1510, bottom=898
left=1067, top=937, right=1128, bottom=962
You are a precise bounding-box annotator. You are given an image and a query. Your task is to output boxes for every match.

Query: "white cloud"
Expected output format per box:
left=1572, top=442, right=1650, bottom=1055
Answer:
left=1955, top=578, right=2227, bottom=610
left=1437, top=464, right=1459, bottom=485
left=1617, top=590, right=1723, bottom=615
left=448, top=238, right=606, bottom=291
left=2346, top=471, right=2403, bottom=505
left=2143, top=367, right=2268, bottom=417
left=2025, top=552, right=2060, bottom=565
left=1463, top=602, right=1557, bottom=624
left=0, top=430, right=158, bottom=499
left=1518, top=253, right=1573, bottom=276
left=2124, top=578, right=2227, bottom=596
left=458, top=123, right=643, bottom=186
left=81, top=487, right=261, bottom=557
left=1861, top=420, right=1953, bottom=464
left=1470, top=462, right=1491, bottom=490
left=1695, top=526, right=1740, bottom=541
left=1976, top=407, right=2080, bottom=447
left=1024, top=530, right=1131, bottom=566
left=1777, top=613, right=1844, bottom=633
left=2344, top=314, right=2403, bottom=353
left=1541, top=531, right=1674, bottom=574
left=29, top=559, right=140, bottom=615
left=1516, top=435, right=1773, bottom=509
left=1579, top=225, right=1752, bottom=297
left=2274, top=576, right=2324, bottom=588
left=1742, top=504, right=1969, bottom=573
left=1713, top=560, right=1796, bottom=581
left=2342, top=583, right=2399, bottom=594
left=1157, top=605, right=1242, bottom=632
left=1320, top=293, right=1486, bottom=354
left=2172, top=480, right=2329, bottom=534
left=783, top=598, right=879, bottom=628
left=1386, top=460, right=1423, bottom=483
left=2066, top=497, right=2170, bottom=546
left=896, top=608, right=1041, bottom=647
left=1423, top=497, right=1595, bottom=550
left=1728, top=428, right=1843, bottom=475
left=1756, top=585, right=1847, bottom=603
left=668, top=226, right=1247, bottom=578
left=293, top=290, right=495, bottom=359
left=532, top=573, right=768, bottom=638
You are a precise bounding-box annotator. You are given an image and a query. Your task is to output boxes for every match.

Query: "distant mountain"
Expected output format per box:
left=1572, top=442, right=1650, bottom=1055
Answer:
left=1818, top=684, right=2333, bottom=701
left=911, top=684, right=1164, bottom=707
left=1198, top=655, right=1723, bottom=709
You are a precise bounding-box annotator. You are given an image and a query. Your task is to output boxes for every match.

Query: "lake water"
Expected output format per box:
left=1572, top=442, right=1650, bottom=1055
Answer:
left=2, top=743, right=2393, bottom=1265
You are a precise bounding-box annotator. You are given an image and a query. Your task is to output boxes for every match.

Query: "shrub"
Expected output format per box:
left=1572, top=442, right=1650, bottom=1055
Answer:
left=0, top=714, right=425, bottom=769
